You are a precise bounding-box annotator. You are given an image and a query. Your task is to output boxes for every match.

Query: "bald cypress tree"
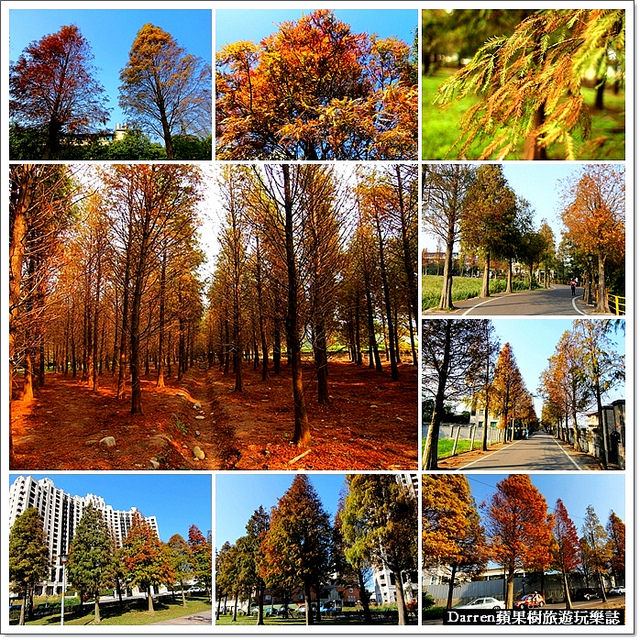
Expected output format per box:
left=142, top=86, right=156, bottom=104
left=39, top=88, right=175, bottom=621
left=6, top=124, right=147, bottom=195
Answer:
left=67, top=504, right=115, bottom=623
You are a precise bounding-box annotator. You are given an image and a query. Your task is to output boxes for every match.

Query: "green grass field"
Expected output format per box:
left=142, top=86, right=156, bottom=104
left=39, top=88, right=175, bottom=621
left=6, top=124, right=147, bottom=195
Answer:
left=422, top=437, right=488, bottom=460
left=422, top=69, right=625, bottom=160
left=422, top=274, right=535, bottom=311
left=23, top=597, right=210, bottom=626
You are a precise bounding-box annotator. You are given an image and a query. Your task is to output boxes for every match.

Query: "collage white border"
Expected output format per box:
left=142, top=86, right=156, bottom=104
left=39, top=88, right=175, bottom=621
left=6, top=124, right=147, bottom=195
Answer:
left=1, top=0, right=635, bottom=637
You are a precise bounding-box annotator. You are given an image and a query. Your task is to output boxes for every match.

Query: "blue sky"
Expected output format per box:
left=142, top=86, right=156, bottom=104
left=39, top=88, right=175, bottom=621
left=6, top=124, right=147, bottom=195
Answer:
left=9, top=9, right=212, bottom=134
left=216, top=474, right=346, bottom=547
left=216, top=9, right=417, bottom=50
left=9, top=474, right=211, bottom=543
left=492, top=319, right=625, bottom=415
left=466, top=473, right=625, bottom=532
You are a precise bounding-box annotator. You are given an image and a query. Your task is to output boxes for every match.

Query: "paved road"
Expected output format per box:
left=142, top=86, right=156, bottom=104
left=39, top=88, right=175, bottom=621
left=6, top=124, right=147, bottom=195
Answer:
left=453, top=285, right=591, bottom=316
left=459, top=433, right=584, bottom=471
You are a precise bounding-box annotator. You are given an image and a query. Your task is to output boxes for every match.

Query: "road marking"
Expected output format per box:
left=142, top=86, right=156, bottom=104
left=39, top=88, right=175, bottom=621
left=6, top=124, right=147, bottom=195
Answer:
left=461, top=294, right=519, bottom=316
left=571, top=295, right=588, bottom=316
left=458, top=441, right=518, bottom=469
left=549, top=436, right=583, bottom=470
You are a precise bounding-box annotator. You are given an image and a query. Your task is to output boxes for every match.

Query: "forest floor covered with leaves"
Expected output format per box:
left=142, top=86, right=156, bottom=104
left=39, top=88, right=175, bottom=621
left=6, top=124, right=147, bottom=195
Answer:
left=11, top=361, right=417, bottom=470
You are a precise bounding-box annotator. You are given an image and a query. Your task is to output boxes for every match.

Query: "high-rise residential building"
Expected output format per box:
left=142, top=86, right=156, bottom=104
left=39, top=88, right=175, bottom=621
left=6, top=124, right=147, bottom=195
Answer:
left=9, top=476, right=158, bottom=595
left=372, top=473, right=419, bottom=606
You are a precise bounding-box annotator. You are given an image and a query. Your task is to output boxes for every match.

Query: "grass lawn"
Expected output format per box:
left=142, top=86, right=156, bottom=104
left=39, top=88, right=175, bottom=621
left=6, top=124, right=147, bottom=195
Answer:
left=438, top=438, right=474, bottom=459
left=24, top=597, right=211, bottom=626
left=422, top=274, right=535, bottom=311
left=423, top=437, right=492, bottom=460
left=216, top=605, right=406, bottom=626
left=217, top=614, right=305, bottom=626
left=422, top=69, right=625, bottom=160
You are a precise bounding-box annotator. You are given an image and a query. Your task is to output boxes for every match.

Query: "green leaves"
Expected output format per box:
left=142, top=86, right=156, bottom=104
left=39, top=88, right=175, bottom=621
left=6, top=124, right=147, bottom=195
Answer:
left=9, top=508, right=49, bottom=597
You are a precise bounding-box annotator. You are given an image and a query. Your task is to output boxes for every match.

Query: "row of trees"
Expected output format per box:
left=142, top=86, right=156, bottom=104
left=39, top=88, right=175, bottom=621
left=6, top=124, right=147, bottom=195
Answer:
left=216, top=474, right=417, bottom=626
left=422, top=320, right=536, bottom=469
left=9, top=506, right=211, bottom=625
left=9, top=165, right=204, bottom=462
left=207, top=164, right=418, bottom=447
left=423, top=474, right=625, bottom=610
left=10, top=23, right=211, bottom=159
left=9, top=163, right=417, bottom=459
left=431, top=9, right=625, bottom=159
left=423, top=164, right=555, bottom=309
left=539, top=320, right=625, bottom=468
left=423, top=163, right=625, bottom=313
left=216, top=10, right=418, bottom=160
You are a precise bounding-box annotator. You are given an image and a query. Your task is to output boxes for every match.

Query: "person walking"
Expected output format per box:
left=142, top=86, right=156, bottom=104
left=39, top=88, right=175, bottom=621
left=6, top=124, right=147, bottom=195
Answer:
left=570, top=278, right=576, bottom=297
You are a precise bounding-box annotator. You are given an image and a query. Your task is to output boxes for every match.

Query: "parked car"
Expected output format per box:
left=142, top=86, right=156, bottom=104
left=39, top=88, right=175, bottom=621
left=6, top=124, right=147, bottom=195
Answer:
left=454, top=597, right=506, bottom=610
left=514, top=593, right=545, bottom=610
left=608, top=587, right=625, bottom=596
left=574, top=588, right=599, bottom=601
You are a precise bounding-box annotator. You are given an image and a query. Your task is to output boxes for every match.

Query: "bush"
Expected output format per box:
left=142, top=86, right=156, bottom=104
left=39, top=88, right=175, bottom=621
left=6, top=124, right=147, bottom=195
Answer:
left=423, top=605, right=446, bottom=620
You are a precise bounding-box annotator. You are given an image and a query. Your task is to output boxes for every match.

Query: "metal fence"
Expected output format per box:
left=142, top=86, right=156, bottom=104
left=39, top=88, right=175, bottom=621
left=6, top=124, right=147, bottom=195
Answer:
left=425, top=577, right=526, bottom=606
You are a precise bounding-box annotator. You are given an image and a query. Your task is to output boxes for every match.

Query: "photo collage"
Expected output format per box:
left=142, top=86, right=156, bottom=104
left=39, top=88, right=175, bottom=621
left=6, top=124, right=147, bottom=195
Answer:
left=3, top=2, right=633, bottom=636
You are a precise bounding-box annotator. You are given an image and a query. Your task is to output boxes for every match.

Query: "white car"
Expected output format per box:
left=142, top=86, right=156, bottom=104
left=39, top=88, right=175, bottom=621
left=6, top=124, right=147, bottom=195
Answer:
left=454, top=597, right=506, bottom=610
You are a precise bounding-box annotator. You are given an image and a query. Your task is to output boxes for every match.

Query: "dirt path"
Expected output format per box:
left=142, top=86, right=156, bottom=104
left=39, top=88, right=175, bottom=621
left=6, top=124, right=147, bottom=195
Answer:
left=11, top=361, right=417, bottom=470
left=11, top=372, right=223, bottom=470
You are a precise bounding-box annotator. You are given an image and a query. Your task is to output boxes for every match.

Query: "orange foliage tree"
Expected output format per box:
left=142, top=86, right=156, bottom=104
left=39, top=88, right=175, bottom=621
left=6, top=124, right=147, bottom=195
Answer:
left=552, top=498, right=581, bottom=609
left=10, top=25, right=110, bottom=159
left=120, top=512, right=175, bottom=612
left=560, top=165, right=625, bottom=313
left=422, top=475, right=487, bottom=609
left=606, top=511, right=625, bottom=585
left=491, top=342, right=529, bottom=443
left=486, top=475, right=556, bottom=608
left=119, top=24, right=211, bottom=159
left=260, top=475, right=332, bottom=625
left=216, top=10, right=417, bottom=160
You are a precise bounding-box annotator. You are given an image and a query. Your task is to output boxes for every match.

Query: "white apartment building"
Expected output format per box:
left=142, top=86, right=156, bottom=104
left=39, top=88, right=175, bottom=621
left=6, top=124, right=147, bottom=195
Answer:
left=9, top=476, right=158, bottom=595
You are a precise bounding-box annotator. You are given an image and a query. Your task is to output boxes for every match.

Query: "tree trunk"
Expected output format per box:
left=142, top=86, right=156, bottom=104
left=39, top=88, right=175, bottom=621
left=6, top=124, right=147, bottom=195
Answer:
left=506, top=567, right=515, bottom=609
left=394, top=571, right=408, bottom=625
left=94, top=597, right=100, bottom=623
left=282, top=166, right=310, bottom=447
left=594, top=79, right=605, bottom=110
left=357, top=567, right=372, bottom=623
left=506, top=258, right=513, bottom=293
left=596, top=254, right=608, bottom=313
left=374, top=212, right=399, bottom=381
left=524, top=103, right=548, bottom=160
left=157, top=248, right=166, bottom=388
left=562, top=569, right=573, bottom=610
left=147, top=590, right=154, bottom=612
left=481, top=250, right=491, bottom=298
left=423, top=321, right=451, bottom=469
left=256, top=584, right=264, bottom=625
left=446, top=563, right=457, bottom=609
left=304, top=583, right=313, bottom=625
left=439, top=237, right=455, bottom=309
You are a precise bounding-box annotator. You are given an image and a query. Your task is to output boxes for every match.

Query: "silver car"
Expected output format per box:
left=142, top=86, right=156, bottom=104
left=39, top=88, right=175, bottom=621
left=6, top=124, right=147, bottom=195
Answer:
left=454, top=597, right=506, bottom=610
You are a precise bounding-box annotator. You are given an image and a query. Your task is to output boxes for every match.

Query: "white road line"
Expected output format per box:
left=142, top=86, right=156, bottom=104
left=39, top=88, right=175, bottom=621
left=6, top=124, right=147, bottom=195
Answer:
left=549, top=436, right=583, bottom=470
left=458, top=441, right=518, bottom=470
left=571, top=295, right=588, bottom=316
left=461, top=294, right=519, bottom=316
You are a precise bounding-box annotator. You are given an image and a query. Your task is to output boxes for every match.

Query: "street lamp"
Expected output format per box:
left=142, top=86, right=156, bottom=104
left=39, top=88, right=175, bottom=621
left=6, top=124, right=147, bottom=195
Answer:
left=58, top=554, right=68, bottom=626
